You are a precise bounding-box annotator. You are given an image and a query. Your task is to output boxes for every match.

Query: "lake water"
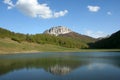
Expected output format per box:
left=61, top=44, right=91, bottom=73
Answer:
left=0, top=52, right=120, bottom=80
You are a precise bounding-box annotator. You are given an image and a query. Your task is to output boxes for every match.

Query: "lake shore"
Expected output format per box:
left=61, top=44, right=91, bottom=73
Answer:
left=0, top=49, right=120, bottom=55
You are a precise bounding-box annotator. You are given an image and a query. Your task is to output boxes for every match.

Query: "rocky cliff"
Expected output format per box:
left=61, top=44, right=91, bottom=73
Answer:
left=43, top=26, right=72, bottom=36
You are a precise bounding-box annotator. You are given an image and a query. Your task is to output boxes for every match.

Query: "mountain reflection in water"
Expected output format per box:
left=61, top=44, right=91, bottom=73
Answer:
left=48, top=65, right=71, bottom=75
left=0, top=52, right=120, bottom=80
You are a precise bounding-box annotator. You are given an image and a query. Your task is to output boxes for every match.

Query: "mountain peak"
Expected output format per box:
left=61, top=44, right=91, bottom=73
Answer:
left=43, top=26, right=72, bottom=36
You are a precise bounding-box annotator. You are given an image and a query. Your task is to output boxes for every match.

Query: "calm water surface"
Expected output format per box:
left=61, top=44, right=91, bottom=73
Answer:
left=0, top=52, right=120, bottom=80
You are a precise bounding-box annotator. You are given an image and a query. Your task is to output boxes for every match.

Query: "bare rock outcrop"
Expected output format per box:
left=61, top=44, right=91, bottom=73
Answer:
left=43, top=26, right=72, bottom=36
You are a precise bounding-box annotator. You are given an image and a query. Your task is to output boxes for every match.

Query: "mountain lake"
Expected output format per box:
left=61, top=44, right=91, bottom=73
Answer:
left=0, top=52, right=120, bottom=80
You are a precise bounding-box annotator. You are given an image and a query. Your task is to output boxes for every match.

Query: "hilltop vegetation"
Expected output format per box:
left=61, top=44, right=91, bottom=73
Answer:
left=0, top=27, right=95, bottom=49
left=90, top=30, right=120, bottom=49
left=59, top=32, right=96, bottom=43
left=0, top=27, right=119, bottom=53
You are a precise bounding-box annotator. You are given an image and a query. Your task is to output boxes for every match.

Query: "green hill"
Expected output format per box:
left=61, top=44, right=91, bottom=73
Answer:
left=1, top=27, right=119, bottom=53
left=0, top=27, right=95, bottom=51
left=59, top=32, right=96, bottom=43
left=90, top=30, right=120, bottom=49
left=0, top=38, right=84, bottom=54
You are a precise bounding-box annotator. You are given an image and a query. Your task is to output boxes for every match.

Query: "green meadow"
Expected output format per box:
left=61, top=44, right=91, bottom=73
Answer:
left=0, top=38, right=119, bottom=54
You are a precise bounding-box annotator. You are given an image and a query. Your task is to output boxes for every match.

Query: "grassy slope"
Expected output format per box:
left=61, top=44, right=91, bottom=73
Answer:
left=0, top=38, right=120, bottom=54
left=0, top=38, right=81, bottom=54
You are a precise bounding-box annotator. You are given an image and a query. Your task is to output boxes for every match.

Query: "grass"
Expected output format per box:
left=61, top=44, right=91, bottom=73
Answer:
left=0, top=38, right=120, bottom=54
left=0, top=38, right=80, bottom=54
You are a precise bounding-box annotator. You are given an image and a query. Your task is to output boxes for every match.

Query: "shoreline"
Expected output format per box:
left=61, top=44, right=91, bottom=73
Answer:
left=0, top=49, right=120, bottom=55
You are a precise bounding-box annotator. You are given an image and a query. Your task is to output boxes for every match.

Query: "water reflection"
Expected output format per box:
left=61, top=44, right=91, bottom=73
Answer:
left=48, top=65, right=71, bottom=75
left=0, top=57, right=85, bottom=76
left=0, top=52, right=120, bottom=80
left=88, top=63, right=107, bottom=70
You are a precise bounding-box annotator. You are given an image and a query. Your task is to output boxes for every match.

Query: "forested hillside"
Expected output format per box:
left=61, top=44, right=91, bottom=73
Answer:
left=90, top=30, right=120, bottom=49
left=0, top=27, right=94, bottom=49
left=59, top=32, right=96, bottom=43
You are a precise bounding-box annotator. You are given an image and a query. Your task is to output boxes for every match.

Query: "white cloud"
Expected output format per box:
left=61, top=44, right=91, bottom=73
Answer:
left=84, top=30, right=107, bottom=38
left=16, top=0, right=53, bottom=18
left=87, top=5, right=100, bottom=12
left=3, top=0, right=14, bottom=9
left=107, top=12, right=112, bottom=15
left=3, top=0, right=68, bottom=19
left=53, top=10, right=68, bottom=18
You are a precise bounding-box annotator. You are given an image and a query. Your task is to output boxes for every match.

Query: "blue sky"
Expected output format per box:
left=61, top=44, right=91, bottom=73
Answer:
left=0, top=0, right=120, bottom=38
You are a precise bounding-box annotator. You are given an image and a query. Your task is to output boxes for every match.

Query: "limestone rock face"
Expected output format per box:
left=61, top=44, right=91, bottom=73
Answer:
left=43, top=26, right=72, bottom=36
